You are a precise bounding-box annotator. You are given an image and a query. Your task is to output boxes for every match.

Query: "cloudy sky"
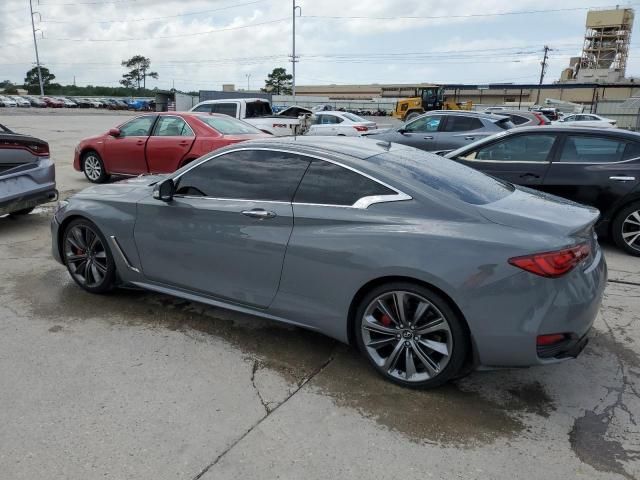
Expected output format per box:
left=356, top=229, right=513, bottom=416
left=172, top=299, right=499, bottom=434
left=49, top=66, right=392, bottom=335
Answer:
left=0, top=0, right=638, bottom=91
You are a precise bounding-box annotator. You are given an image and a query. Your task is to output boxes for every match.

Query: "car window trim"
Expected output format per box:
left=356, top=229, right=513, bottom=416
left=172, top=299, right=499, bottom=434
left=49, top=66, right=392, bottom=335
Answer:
left=152, top=115, right=195, bottom=137
left=171, top=147, right=412, bottom=209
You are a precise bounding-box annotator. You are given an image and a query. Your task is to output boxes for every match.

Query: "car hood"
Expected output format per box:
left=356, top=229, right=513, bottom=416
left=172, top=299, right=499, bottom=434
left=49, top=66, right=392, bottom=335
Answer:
left=75, top=175, right=166, bottom=198
left=477, top=186, right=600, bottom=238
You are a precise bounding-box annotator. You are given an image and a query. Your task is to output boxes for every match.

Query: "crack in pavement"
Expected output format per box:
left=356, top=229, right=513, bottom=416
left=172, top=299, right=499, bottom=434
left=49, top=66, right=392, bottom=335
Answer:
left=191, top=348, right=339, bottom=480
left=250, top=360, right=270, bottom=415
left=608, top=279, right=640, bottom=287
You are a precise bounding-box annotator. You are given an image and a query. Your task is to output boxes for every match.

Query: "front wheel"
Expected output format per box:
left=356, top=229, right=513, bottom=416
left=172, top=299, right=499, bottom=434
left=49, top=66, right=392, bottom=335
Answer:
left=612, top=202, right=640, bottom=256
left=62, top=219, right=116, bottom=293
left=82, top=151, right=110, bottom=184
left=404, top=111, right=422, bottom=122
left=355, top=282, right=469, bottom=389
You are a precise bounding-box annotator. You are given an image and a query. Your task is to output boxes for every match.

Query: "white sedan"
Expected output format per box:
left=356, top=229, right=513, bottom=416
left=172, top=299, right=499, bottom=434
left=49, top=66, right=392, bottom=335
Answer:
left=306, top=111, right=378, bottom=136
left=555, top=113, right=617, bottom=128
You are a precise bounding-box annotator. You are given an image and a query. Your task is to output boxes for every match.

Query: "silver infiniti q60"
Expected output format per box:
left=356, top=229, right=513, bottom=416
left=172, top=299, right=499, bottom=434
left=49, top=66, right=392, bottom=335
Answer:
left=51, top=137, right=607, bottom=388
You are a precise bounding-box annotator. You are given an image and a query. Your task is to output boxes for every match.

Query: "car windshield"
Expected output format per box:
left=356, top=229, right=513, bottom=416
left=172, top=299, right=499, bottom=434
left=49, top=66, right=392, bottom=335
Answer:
left=197, top=115, right=263, bottom=135
left=373, top=147, right=514, bottom=205
left=342, top=112, right=367, bottom=123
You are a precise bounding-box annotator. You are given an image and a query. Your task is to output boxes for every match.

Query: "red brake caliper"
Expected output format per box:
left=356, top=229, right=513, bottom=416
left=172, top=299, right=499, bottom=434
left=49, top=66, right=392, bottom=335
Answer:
left=380, top=314, right=392, bottom=327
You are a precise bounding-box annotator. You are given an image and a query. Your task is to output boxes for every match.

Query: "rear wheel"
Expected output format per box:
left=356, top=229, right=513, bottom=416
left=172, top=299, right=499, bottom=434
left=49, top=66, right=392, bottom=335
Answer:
left=82, top=151, right=110, bottom=183
left=612, top=201, right=640, bottom=256
left=62, top=218, right=116, bottom=293
left=355, top=282, right=468, bottom=389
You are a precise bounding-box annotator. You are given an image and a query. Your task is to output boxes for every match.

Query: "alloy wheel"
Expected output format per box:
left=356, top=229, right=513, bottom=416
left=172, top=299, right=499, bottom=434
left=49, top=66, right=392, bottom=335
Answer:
left=361, top=291, right=453, bottom=383
left=84, top=155, right=102, bottom=181
left=622, top=209, right=640, bottom=252
left=64, top=225, right=109, bottom=288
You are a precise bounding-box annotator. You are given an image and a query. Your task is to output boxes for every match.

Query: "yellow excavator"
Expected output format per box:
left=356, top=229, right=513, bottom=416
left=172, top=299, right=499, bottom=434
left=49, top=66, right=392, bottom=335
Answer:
left=392, top=85, right=473, bottom=122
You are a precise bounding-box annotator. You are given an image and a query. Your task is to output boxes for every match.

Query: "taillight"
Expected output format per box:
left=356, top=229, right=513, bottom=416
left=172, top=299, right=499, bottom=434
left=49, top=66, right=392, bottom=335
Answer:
left=508, top=243, right=590, bottom=278
left=353, top=125, right=368, bottom=132
left=27, top=143, right=49, bottom=156
left=537, top=334, right=567, bottom=346
left=532, top=113, right=547, bottom=125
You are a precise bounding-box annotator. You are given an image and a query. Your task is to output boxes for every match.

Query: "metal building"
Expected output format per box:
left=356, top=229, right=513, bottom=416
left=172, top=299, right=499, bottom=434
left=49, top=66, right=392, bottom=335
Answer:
left=576, top=8, right=634, bottom=83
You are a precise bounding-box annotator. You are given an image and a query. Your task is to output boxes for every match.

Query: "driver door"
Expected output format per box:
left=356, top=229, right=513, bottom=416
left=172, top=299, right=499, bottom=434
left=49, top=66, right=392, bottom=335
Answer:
left=398, top=114, right=443, bottom=151
left=104, top=115, right=157, bottom=174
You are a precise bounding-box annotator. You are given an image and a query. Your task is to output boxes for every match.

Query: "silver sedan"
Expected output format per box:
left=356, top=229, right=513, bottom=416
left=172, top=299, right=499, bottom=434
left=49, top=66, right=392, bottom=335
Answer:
left=51, top=137, right=606, bottom=388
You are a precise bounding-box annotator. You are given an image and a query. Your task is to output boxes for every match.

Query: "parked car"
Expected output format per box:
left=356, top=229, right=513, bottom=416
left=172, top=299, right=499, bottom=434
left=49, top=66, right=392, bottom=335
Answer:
left=54, top=97, right=78, bottom=108
left=531, top=106, right=560, bottom=121
left=190, top=98, right=306, bottom=136
left=74, top=98, right=100, bottom=108
left=10, top=96, right=31, bottom=107
left=42, top=97, right=65, bottom=108
left=277, top=105, right=313, bottom=117
left=52, top=136, right=605, bottom=389
left=0, top=96, right=18, bottom=107
left=1, top=123, right=57, bottom=216
left=444, top=126, right=640, bottom=255
left=74, top=112, right=269, bottom=183
left=24, top=96, right=47, bottom=108
left=366, top=111, right=514, bottom=151
left=486, top=109, right=550, bottom=127
left=306, top=111, right=378, bottom=136
left=555, top=113, right=617, bottom=128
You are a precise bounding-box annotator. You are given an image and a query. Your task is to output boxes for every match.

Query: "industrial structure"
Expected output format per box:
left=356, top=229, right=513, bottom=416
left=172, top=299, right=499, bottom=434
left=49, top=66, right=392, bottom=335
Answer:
left=561, top=7, right=634, bottom=83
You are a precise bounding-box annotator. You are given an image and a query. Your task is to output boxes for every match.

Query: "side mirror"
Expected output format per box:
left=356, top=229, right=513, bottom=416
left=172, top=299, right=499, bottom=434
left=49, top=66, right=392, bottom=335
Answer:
left=397, top=128, right=407, bottom=134
left=153, top=179, right=175, bottom=202
left=108, top=127, right=121, bottom=137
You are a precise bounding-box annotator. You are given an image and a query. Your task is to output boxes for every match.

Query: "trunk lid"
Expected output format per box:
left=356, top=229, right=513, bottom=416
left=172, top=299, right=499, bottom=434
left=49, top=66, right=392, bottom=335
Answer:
left=477, top=186, right=600, bottom=237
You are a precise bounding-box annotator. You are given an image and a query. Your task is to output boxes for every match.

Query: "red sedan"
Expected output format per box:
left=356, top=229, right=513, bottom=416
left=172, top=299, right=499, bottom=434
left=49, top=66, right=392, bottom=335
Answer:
left=73, top=112, right=269, bottom=183
left=42, top=97, right=65, bottom=108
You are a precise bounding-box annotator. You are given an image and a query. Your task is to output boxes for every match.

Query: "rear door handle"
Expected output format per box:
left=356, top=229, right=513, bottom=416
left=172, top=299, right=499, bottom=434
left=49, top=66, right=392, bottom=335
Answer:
left=610, top=176, right=636, bottom=181
left=423, top=136, right=434, bottom=140
left=464, top=136, right=476, bottom=140
left=520, top=173, right=540, bottom=179
left=136, top=140, right=145, bottom=145
left=178, top=141, right=190, bottom=146
left=241, top=209, right=277, bottom=219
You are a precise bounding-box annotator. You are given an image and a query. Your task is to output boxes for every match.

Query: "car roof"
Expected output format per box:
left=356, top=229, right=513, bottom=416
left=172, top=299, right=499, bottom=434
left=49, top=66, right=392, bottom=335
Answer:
left=420, top=110, right=500, bottom=120
left=497, top=125, right=639, bottom=137
left=197, top=98, right=268, bottom=104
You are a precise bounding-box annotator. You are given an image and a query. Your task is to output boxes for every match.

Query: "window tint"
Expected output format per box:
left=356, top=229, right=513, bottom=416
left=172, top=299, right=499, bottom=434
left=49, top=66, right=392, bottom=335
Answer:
left=475, top=134, right=556, bottom=162
left=294, top=160, right=394, bottom=206
left=342, top=112, right=366, bottom=123
left=316, top=114, right=342, bottom=125
left=119, top=116, right=155, bottom=137
left=153, top=116, right=194, bottom=137
left=375, top=149, right=514, bottom=205
left=623, top=142, right=640, bottom=160
left=444, top=115, right=484, bottom=132
left=559, top=135, right=626, bottom=163
left=405, top=116, right=442, bottom=133
left=197, top=115, right=262, bottom=135
left=192, top=104, right=211, bottom=113
left=210, top=103, right=238, bottom=117
left=508, top=114, right=529, bottom=125
left=245, top=101, right=272, bottom=118
left=175, top=150, right=310, bottom=201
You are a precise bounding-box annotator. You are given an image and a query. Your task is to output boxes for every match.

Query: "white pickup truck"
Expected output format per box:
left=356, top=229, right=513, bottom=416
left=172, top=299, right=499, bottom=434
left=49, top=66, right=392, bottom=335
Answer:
left=189, top=98, right=308, bottom=136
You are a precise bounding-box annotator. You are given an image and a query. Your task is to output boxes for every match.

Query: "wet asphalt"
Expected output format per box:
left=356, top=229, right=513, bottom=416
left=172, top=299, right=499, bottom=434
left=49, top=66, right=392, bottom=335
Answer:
left=0, top=110, right=639, bottom=479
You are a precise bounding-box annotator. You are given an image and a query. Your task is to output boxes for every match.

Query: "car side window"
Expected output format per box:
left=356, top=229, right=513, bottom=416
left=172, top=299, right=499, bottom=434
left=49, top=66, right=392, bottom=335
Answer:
left=175, top=150, right=310, bottom=201
left=472, top=134, right=556, bottom=162
left=443, top=115, right=484, bottom=132
left=623, top=142, right=640, bottom=160
left=192, top=104, right=212, bottom=113
left=119, top=116, right=156, bottom=137
left=405, top=116, right=442, bottom=133
left=558, top=135, right=626, bottom=163
left=509, top=114, right=529, bottom=126
left=210, top=103, right=238, bottom=117
left=319, top=115, right=341, bottom=125
left=294, top=160, right=394, bottom=206
left=153, top=116, right=194, bottom=137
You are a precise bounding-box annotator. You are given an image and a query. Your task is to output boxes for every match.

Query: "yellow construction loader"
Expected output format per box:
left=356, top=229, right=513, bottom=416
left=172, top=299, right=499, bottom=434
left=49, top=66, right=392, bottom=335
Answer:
left=392, top=85, right=472, bottom=122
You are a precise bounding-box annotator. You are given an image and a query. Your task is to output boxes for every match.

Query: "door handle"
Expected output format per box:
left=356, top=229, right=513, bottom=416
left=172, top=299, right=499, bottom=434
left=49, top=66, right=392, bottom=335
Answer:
left=464, top=136, right=476, bottom=140
left=136, top=140, right=145, bottom=145
left=178, top=141, right=190, bottom=146
left=423, top=136, right=434, bottom=140
left=241, top=209, right=277, bottom=219
left=610, top=176, right=636, bottom=181
left=520, top=173, right=540, bottom=179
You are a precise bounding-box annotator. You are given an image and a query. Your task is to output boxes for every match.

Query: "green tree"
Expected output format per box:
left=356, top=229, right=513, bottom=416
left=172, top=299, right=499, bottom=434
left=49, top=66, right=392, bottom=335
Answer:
left=121, top=55, right=158, bottom=90
left=24, top=67, right=56, bottom=93
left=262, top=67, right=292, bottom=95
left=0, top=80, right=18, bottom=94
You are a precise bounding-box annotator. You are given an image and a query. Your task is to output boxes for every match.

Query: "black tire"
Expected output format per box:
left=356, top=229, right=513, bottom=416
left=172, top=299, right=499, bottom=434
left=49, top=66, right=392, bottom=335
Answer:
left=62, top=218, right=116, bottom=293
left=82, top=151, right=110, bottom=183
left=404, top=111, right=422, bottom=122
left=612, top=201, right=640, bottom=256
left=9, top=207, right=35, bottom=216
left=354, top=282, right=469, bottom=389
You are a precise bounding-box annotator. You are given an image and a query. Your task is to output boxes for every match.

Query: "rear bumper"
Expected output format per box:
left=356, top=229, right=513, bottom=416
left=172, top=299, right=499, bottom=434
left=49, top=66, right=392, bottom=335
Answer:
left=0, top=158, right=57, bottom=215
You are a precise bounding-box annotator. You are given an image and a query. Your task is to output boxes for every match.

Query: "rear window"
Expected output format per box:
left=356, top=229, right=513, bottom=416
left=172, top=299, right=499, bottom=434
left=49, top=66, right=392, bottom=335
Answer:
left=495, top=118, right=516, bottom=130
left=197, top=115, right=263, bottom=135
left=245, top=101, right=272, bottom=118
left=508, top=114, right=529, bottom=125
left=342, top=112, right=366, bottom=123
left=373, top=148, right=514, bottom=205
left=444, top=115, right=484, bottom=132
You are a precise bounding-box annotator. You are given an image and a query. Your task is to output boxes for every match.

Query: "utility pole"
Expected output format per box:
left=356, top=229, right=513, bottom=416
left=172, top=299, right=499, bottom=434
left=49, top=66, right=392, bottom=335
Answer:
left=535, top=45, right=551, bottom=105
left=245, top=73, right=251, bottom=91
left=29, top=0, right=44, bottom=96
left=291, top=0, right=301, bottom=101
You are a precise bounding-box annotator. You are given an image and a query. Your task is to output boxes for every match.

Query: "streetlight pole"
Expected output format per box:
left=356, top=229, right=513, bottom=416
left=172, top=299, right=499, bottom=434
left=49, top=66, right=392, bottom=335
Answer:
left=245, top=73, right=251, bottom=91
left=535, top=45, right=551, bottom=105
left=29, top=0, right=44, bottom=96
left=291, top=0, right=301, bottom=101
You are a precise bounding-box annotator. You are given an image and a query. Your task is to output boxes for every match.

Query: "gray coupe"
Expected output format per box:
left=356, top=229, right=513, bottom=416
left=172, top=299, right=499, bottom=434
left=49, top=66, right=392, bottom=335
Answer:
left=51, top=137, right=606, bottom=388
